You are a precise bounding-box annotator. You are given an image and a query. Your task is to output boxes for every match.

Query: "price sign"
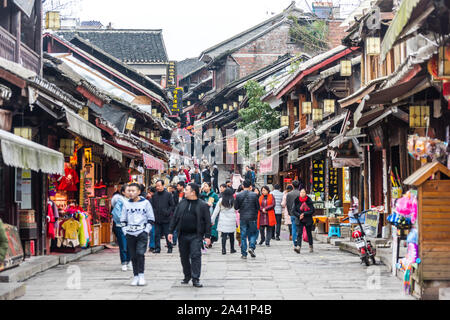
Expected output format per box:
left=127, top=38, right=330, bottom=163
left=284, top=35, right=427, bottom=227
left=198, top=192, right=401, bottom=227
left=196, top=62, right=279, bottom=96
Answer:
left=364, top=210, right=380, bottom=237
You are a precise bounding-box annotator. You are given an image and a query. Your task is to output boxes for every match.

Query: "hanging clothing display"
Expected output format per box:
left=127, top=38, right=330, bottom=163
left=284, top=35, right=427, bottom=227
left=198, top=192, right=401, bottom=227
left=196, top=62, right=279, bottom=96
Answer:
left=58, top=167, right=79, bottom=191
left=46, top=202, right=56, bottom=239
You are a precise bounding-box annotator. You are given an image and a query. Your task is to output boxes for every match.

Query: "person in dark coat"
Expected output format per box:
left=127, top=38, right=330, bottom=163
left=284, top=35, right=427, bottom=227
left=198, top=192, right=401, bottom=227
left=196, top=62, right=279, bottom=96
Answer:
left=212, top=165, right=219, bottom=194
left=151, top=180, right=175, bottom=254
left=168, top=183, right=211, bottom=288
left=202, top=166, right=211, bottom=183
left=292, top=188, right=315, bottom=254
left=191, top=167, right=202, bottom=185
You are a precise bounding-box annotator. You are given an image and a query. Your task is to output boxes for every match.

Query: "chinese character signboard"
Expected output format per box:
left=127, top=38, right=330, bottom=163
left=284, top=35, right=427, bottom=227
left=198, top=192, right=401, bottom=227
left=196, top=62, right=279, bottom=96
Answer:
left=170, top=87, right=183, bottom=117
left=167, top=61, right=177, bottom=88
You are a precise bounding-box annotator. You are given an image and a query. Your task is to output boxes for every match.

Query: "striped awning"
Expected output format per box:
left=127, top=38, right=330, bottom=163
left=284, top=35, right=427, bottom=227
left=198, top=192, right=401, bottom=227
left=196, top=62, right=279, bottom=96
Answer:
left=0, top=129, right=64, bottom=175
left=380, top=0, right=422, bottom=61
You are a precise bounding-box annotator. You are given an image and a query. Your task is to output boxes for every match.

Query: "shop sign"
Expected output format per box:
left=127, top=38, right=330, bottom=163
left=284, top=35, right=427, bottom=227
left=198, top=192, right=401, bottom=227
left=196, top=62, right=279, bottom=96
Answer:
left=284, top=178, right=292, bottom=183
left=364, top=210, right=380, bottom=238
left=0, top=223, right=24, bottom=272
left=369, top=125, right=383, bottom=150
left=170, top=87, right=183, bottom=117
left=167, top=61, right=177, bottom=88
left=143, top=152, right=164, bottom=171
left=15, top=168, right=32, bottom=210
left=84, top=147, right=92, bottom=163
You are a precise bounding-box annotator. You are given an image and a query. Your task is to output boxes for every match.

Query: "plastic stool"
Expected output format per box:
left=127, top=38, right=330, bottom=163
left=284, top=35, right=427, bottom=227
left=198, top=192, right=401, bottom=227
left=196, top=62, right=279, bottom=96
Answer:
left=328, top=225, right=341, bottom=238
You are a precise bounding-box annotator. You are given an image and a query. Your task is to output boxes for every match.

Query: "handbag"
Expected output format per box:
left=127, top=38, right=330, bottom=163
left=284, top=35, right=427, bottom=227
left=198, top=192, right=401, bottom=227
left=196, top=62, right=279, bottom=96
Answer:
left=302, top=226, right=308, bottom=242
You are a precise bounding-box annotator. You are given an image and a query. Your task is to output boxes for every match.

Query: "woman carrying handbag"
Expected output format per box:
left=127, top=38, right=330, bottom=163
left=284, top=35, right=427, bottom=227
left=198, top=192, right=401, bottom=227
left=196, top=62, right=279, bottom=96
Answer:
left=292, top=188, right=315, bottom=254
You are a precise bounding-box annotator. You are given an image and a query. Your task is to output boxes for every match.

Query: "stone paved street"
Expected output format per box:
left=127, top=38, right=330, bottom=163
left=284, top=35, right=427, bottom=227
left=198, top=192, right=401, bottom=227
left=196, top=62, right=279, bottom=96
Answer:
left=18, top=231, right=414, bottom=300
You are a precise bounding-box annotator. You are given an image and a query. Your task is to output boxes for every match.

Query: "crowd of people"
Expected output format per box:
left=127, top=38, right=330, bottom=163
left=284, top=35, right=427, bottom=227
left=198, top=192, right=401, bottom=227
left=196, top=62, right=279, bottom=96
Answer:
left=110, top=166, right=315, bottom=288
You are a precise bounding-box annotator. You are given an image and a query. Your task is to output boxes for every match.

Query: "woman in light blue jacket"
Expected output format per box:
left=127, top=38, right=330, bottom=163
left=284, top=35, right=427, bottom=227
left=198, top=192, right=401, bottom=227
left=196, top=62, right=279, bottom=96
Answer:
left=111, top=185, right=130, bottom=271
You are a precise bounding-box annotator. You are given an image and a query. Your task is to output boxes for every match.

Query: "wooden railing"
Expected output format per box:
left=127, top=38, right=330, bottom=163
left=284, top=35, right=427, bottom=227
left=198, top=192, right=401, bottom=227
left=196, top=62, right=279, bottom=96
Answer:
left=0, top=25, right=41, bottom=74
left=0, top=26, right=16, bottom=62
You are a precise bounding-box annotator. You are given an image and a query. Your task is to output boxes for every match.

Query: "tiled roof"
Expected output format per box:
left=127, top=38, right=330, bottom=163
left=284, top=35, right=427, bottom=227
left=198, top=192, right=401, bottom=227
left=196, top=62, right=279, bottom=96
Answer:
left=177, top=58, right=206, bottom=78
left=199, top=2, right=308, bottom=63
left=80, top=21, right=103, bottom=28
left=56, top=29, right=168, bottom=63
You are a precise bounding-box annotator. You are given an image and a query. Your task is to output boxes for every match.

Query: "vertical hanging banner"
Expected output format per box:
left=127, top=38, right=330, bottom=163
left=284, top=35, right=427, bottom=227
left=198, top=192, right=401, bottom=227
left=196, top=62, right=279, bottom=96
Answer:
left=170, top=87, right=183, bottom=117
left=227, top=137, right=238, bottom=154
left=143, top=152, right=165, bottom=171
left=259, top=156, right=273, bottom=174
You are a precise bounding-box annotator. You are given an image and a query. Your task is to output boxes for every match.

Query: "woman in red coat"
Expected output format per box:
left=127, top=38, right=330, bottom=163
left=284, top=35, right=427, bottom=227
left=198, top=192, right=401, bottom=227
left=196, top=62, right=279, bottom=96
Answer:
left=257, top=186, right=276, bottom=246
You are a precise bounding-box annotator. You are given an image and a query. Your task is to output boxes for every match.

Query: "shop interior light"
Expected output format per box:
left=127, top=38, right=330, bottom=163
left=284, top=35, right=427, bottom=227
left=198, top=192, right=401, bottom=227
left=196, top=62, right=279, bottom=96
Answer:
left=340, top=60, right=352, bottom=76
left=302, top=101, right=312, bottom=114
left=324, top=99, right=335, bottom=113
left=366, top=37, right=381, bottom=55
left=312, top=108, right=323, bottom=122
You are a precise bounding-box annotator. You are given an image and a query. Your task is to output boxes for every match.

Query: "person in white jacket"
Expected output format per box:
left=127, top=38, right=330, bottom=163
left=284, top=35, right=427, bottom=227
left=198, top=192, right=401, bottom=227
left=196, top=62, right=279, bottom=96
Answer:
left=211, top=188, right=238, bottom=255
left=120, top=183, right=155, bottom=286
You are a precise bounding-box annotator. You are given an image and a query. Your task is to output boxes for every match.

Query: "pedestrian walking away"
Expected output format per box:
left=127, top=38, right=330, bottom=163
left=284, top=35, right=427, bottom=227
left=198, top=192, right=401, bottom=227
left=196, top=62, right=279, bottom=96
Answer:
left=202, top=166, right=211, bottom=183
left=168, top=183, right=211, bottom=288
left=258, top=186, right=276, bottom=246
left=211, top=188, right=238, bottom=255
left=191, top=167, right=202, bottom=185
left=234, top=180, right=260, bottom=259
left=111, top=184, right=131, bottom=271
left=120, top=183, right=155, bottom=286
left=292, top=188, right=315, bottom=254
left=281, top=185, right=293, bottom=241
left=271, top=184, right=284, bottom=241
left=151, top=180, right=175, bottom=254
left=286, top=180, right=301, bottom=247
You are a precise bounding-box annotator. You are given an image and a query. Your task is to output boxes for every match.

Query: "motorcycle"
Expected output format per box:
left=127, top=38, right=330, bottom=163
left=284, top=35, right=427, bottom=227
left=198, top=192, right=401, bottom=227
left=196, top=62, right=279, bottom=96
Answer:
left=343, top=210, right=376, bottom=266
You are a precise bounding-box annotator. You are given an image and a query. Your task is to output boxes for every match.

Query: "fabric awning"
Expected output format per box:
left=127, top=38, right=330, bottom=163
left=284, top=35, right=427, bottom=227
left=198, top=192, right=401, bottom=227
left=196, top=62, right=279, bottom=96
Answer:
left=0, top=129, right=64, bottom=175
left=65, top=109, right=103, bottom=145
left=103, top=141, right=123, bottom=163
left=380, top=0, right=424, bottom=61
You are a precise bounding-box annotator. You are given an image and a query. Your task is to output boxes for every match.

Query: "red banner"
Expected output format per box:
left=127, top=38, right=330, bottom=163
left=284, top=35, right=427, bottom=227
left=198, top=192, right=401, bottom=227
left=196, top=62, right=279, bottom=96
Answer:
left=259, top=157, right=273, bottom=174
left=143, top=152, right=164, bottom=171
left=227, top=137, right=238, bottom=154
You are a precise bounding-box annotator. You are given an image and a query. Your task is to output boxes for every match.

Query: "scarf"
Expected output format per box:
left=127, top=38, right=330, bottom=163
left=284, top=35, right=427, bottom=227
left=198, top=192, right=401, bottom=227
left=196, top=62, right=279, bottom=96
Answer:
left=299, top=196, right=308, bottom=203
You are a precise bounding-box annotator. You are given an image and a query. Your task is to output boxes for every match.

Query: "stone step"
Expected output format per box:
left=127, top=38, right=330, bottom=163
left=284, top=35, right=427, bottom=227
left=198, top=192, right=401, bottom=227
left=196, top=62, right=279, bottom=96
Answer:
left=0, top=282, right=26, bottom=300
left=0, top=256, right=59, bottom=283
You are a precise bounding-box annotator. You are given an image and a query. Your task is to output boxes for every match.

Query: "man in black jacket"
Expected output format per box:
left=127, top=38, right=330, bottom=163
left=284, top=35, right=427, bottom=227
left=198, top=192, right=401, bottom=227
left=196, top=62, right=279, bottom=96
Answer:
left=151, top=180, right=175, bottom=254
left=191, top=167, right=202, bottom=185
left=212, top=165, right=219, bottom=194
left=234, top=180, right=260, bottom=259
left=168, top=183, right=211, bottom=288
left=202, top=166, right=211, bottom=183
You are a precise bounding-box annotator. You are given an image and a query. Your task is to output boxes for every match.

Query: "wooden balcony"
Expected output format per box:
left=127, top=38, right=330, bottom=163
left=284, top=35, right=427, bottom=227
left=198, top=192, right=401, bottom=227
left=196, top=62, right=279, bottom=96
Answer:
left=0, top=25, right=41, bottom=75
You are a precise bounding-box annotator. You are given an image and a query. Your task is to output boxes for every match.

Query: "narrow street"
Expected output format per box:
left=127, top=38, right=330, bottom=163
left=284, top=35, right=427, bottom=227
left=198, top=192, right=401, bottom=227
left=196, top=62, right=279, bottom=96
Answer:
left=18, top=231, right=413, bottom=300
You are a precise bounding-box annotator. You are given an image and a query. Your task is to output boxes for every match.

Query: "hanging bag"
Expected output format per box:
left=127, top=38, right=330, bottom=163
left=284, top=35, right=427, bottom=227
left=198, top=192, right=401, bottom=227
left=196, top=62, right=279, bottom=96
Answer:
left=302, top=226, right=308, bottom=242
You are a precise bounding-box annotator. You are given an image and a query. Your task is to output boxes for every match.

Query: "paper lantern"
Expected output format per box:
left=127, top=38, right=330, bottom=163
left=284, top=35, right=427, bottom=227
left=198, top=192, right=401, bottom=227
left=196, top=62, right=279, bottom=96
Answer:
left=215, top=106, right=220, bottom=112
left=409, top=106, right=429, bottom=128
left=233, top=102, right=238, bottom=108
left=302, top=101, right=312, bottom=114
left=281, top=116, right=289, bottom=126
left=312, top=108, right=323, bottom=122
left=187, top=101, right=191, bottom=106
left=366, top=37, right=380, bottom=55
left=229, top=104, right=233, bottom=111
left=238, top=95, right=244, bottom=102
left=223, top=103, right=228, bottom=110
left=157, top=113, right=162, bottom=119
left=324, top=99, right=335, bottom=113
left=340, top=60, right=352, bottom=76
left=78, top=106, right=89, bottom=120
left=152, top=108, right=157, bottom=116
left=126, top=117, right=136, bottom=131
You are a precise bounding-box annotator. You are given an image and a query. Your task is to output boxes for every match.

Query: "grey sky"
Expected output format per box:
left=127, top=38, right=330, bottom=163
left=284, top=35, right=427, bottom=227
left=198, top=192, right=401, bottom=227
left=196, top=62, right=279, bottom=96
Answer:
left=53, top=0, right=357, bottom=61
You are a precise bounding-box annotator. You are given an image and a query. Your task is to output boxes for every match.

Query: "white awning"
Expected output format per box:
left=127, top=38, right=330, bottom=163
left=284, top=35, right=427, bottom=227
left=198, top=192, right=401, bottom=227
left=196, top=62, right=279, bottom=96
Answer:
left=103, top=142, right=123, bottom=163
left=0, top=129, right=64, bottom=175
left=65, top=109, right=103, bottom=145
left=294, top=146, right=328, bottom=163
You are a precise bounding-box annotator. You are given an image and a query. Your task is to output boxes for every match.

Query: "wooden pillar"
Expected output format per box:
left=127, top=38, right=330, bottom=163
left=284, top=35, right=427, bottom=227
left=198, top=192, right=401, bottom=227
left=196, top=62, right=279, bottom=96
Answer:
left=298, top=94, right=306, bottom=130
left=13, top=9, right=21, bottom=64
left=287, top=98, right=295, bottom=133
left=363, top=146, right=370, bottom=210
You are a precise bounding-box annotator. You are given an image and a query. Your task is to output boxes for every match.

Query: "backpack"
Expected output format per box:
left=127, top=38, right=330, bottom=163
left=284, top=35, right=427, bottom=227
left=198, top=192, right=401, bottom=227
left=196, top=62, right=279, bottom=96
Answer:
left=251, top=171, right=256, bottom=184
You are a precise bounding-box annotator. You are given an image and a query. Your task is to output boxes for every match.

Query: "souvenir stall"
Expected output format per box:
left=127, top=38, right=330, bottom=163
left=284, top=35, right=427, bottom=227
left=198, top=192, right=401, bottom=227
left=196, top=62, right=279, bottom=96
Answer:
left=388, top=161, right=450, bottom=299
